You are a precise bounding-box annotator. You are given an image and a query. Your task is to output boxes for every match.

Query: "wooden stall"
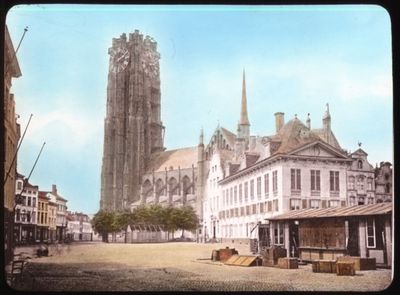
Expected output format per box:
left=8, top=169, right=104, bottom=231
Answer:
left=266, top=203, right=392, bottom=268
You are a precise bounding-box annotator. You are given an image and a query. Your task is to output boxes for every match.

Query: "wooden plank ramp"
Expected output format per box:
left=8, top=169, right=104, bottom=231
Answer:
left=224, top=255, right=261, bottom=267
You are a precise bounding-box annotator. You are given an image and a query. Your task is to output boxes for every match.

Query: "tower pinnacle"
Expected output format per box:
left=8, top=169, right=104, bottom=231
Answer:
left=239, top=69, right=250, bottom=126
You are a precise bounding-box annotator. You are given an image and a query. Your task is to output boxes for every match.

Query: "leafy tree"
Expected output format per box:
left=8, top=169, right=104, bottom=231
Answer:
left=91, top=210, right=116, bottom=242
left=114, top=210, right=134, bottom=242
left=174, top=206, right=199, bottom=238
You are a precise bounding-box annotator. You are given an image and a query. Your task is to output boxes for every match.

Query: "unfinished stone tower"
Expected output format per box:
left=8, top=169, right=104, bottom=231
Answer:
left=100, top=30, right=165, bottom=211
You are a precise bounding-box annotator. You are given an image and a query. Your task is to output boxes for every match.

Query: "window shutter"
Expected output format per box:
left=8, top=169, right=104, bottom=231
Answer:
left=302, top=199, right=307, bottom=209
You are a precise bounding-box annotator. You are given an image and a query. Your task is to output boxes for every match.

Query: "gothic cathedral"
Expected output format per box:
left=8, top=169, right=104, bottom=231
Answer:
left=100, top=30, right=165, bottom=211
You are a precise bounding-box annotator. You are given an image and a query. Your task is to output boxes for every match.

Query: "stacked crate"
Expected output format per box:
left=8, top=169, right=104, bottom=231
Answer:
left=277, top=257, right=298, bottom=269
left=260, top=246, right=287, bottom=267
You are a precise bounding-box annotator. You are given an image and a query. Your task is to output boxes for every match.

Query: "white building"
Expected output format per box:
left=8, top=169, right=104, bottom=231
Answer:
left=201, top=71, right=378, bottom=244
left=66, top=211, right=93, bottom=241
left=15, top=173, right=39, bottom=244
left=44, top=184, right=68, bottom=241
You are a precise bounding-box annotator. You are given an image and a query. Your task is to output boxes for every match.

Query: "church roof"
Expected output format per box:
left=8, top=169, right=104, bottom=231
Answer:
left=220, top=127, right=237, bottom=147
left=147, top=146, right=198, bottom=173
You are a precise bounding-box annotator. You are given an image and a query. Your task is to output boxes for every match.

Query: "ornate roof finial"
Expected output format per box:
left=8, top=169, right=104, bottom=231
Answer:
left=358, top=141, right=362, bottom=147
left=295, top=114, right=297, bottom=119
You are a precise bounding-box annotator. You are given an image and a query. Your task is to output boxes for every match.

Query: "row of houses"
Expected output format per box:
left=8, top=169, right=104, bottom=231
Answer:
left=14, top=173, right=68, bottom=244
left=14, top=173, right=94, bottom=244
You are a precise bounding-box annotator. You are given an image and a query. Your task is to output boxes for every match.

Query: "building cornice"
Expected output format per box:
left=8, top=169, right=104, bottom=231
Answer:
left=219, top=153, right=352, bottom=185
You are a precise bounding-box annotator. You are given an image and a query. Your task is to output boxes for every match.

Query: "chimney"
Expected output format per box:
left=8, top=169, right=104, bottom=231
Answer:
left=274, top=112, right=284, bottom=133
left=306, top=113, right=311, bottom=129
left=52, top=184, right=57, bottom=195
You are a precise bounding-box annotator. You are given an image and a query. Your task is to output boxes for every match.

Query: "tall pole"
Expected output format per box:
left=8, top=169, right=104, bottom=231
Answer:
left=5, top=26, right=28, bottom=77
left=3, top=114, right=33, bottom=185
left=14, top=142, right=46, bottom=210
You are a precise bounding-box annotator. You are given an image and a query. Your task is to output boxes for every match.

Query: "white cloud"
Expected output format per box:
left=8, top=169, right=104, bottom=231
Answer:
left=18, top=104, right=102, bottom=152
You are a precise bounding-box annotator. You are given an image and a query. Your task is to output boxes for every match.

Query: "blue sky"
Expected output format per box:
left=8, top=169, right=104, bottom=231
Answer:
left=6, top=4, right=392, bottom=214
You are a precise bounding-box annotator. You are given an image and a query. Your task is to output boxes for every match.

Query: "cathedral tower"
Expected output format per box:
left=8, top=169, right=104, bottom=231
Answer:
left=100, top=30, right=164, bottom=211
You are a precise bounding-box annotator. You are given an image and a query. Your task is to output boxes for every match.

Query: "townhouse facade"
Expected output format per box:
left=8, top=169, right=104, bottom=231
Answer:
left=14, top=173, right=39, bottom=244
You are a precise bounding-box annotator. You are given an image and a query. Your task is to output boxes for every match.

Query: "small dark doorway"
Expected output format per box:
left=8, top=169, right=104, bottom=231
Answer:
left=258, top=224, right=270, bottom=250
left=347, top=219, right=359, bottom=256
left=212, top=221, right=216, bottom=239
left=289, top=222, right=299, bottom=257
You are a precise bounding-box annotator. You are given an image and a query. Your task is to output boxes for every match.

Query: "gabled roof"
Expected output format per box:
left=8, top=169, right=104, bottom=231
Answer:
left=268, top=203, right=392, bottom=221
left=146, top=146, right=198, bottom=173
left=286, top=139, right=349, bottom=159
left=351, top=148, right=368, bottom=157
left=38, top=191, right=50, bottom=200
left=220, top=127, right=237, bottom=147
left=56, top=194, right=68, bottom=202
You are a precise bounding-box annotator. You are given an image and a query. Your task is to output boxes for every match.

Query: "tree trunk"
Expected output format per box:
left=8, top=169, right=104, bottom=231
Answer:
left=181, top=229, right=185, bottom=238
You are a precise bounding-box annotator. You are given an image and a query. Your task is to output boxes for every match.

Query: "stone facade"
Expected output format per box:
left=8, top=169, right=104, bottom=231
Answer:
left=347, top=148, right=376, bottom=206
left=374, top=161, right=392, bottom=202
left=4, top=25, right=22, bottom=263
left=100, top=32, right=391, bottom=245
left=100, top=30, right=165, bottom=211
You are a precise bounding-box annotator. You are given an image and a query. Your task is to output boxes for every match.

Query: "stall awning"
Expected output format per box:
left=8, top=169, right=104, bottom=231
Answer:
left=267, top=203, right=392, bottom=221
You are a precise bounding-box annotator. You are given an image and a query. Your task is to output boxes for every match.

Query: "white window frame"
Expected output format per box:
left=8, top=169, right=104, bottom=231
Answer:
left=274, top=222, right=284, bottom=245
left=366, top=218, right=376, bottom=248
left=311, top=170, right=321, bottom=191
left=250, top=179, right=255, bottom=200
left=290, top=199, right=301, bottom=210
left=291, top=169, right=301, bottom=191
left=310, top=199, right=320, bottom=209
left=330, top=171, right=340, bottom=192
left=273, top=171, right=278, bottom=193
left=264, top=173, right=269, bottom=197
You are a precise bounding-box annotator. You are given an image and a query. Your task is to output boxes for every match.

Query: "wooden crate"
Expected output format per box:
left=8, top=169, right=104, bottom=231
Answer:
left=312, top=260, right=336, bottom=273
left=219, top=248, right=238, bottom=262
left=310, top=250, right=322, bottom=261
left=299, top=249, right=311, bottom=261
left=278, top=257, right=298, bottom=269
left=261, top=246, right=287, bottom=267
left=337, top=256, right=376, bottom=271
left=336, top=261, right=355, bottom=276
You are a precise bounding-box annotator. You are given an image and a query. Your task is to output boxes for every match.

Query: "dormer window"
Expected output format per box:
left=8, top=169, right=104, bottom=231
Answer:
left=357, top=160, right=363, bottom=169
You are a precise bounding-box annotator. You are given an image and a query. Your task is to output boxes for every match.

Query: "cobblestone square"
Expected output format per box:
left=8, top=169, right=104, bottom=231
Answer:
left=11, top=242, right=392, bottom=292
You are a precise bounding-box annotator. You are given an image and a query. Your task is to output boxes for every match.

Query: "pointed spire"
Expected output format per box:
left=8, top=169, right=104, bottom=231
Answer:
left=323, top=102, right=331, bottom=119
left=239, top=68, right=250, bottom=126
left=323, top=102, right=331, bottom=131
left=199, top=128, right=204, bottom=145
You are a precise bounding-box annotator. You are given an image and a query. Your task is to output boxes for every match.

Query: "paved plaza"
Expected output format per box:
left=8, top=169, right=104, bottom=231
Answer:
left=10, top=241, right=392, bottom=292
